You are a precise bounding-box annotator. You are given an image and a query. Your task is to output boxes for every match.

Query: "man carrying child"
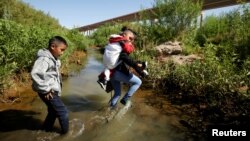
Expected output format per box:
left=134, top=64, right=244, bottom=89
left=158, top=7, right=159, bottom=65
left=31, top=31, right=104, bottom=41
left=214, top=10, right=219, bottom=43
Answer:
left=98, top=27, right=148, bottom=108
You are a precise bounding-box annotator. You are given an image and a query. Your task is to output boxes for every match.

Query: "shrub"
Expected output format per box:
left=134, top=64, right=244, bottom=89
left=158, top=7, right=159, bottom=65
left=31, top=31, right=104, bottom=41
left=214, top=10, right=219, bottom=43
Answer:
left=141, top=0, right=201, bottom=44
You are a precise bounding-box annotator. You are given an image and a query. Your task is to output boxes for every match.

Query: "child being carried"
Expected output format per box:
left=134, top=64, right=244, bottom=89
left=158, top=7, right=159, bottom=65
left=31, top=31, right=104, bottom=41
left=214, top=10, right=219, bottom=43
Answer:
left=98, top=28, right=148, bottom=91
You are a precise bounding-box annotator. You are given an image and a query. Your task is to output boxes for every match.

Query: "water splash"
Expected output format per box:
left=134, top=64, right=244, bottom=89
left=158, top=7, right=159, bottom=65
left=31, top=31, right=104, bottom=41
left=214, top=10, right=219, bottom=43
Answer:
left=34, top=118, right=84, bottom=141
left=34, top=130, right=60, bottom=141
left=68, top=118, right=85, bottom=138
left=115, top=101, right=132, bottom=120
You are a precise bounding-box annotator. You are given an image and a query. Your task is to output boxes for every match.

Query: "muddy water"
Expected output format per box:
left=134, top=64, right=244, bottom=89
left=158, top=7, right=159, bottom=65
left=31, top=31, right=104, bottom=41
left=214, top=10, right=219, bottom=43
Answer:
left=0, top=48, right=193, bottom=141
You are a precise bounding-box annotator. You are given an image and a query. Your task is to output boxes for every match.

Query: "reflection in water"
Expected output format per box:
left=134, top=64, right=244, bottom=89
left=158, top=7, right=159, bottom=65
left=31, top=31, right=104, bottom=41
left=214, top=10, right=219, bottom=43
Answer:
left=0, top=49, right=192, bottom=141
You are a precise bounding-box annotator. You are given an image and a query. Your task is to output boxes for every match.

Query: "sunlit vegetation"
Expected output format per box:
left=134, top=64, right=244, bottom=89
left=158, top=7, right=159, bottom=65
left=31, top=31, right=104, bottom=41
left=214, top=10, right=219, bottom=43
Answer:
left=0, top=0, right=90, bottom=92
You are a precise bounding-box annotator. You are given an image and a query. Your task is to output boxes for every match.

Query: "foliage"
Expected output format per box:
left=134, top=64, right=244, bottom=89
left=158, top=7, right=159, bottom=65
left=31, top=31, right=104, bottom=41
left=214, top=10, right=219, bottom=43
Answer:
left=140, top=0, right=201, bottom=44
left=195, top=30, right=207, bottom=47
left=0, top=0, right=61, bottom=29
left=0, top=0, right=90, bottom=93
left=163, top=44, right=241, bottom=96
left=66, top=29, right=89, bottom=51
left=156, top=5, right=250, bottom=99
left=194, top=5, right=250, bottom=70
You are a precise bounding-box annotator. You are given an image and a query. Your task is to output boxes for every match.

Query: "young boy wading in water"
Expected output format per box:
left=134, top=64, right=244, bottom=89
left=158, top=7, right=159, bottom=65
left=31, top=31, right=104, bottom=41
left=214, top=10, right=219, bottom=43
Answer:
left=31, top=36, right=69, bottom=134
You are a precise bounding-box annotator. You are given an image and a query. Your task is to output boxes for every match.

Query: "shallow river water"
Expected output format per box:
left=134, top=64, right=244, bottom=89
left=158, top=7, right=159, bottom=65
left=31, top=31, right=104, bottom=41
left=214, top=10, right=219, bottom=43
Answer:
left=0, top=49, right=195, bottom=141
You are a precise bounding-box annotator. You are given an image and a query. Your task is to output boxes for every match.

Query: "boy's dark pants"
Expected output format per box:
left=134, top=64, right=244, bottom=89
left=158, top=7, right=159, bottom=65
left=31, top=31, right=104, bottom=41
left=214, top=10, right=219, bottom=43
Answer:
left=38, top=93, right=69, bottom=134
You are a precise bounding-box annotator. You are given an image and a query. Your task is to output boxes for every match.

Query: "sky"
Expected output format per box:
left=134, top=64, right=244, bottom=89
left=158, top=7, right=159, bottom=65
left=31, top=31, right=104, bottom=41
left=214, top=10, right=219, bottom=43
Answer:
left=21, top=0, right=155, bottom=29
left=21, top=0, right=240, bottom=29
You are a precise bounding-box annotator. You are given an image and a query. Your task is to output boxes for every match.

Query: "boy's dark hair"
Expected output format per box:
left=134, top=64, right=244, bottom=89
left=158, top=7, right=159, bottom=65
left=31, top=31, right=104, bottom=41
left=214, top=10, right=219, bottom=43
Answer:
left=48, top=36, right=68, bottom=48
left=121, top=26, right=137, bottom=36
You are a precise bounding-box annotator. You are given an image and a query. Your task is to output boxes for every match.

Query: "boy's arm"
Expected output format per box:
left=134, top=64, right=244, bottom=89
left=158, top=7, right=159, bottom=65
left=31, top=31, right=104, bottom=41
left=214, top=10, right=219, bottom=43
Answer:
left=119, top=53, right=145, bottom=77
left=31, top=57, right=51, bottom=94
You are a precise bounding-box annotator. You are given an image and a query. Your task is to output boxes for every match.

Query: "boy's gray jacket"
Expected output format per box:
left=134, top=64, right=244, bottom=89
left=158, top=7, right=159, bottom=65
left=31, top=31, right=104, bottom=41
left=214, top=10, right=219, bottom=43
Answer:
left=31, top=48, right=62, bottom=96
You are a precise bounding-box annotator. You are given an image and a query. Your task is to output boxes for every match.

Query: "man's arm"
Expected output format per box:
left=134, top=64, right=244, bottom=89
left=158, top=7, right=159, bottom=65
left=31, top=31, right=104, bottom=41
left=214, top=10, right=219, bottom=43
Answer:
left=119, top=53, right=145, bottom=77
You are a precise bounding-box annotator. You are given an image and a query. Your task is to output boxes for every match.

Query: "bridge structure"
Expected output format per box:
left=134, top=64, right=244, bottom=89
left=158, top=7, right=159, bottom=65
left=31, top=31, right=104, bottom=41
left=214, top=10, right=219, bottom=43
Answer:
left=77, top=0, right=250, bottom=35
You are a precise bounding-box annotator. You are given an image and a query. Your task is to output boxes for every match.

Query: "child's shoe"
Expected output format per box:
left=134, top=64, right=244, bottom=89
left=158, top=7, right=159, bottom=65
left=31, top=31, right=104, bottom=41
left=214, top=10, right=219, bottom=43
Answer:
left=97, top=79, right=107, bottom=90
left=141, top=61, right=149, bottom=76
left=120, top=99, right=127, bottom=105
left=142, top=61, right=148, bottom=69
left=120, top=98, right=131, bottom=106
left=142, top=70, right=149, bottom=76
left=120, top=99, right=132, bottom=110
